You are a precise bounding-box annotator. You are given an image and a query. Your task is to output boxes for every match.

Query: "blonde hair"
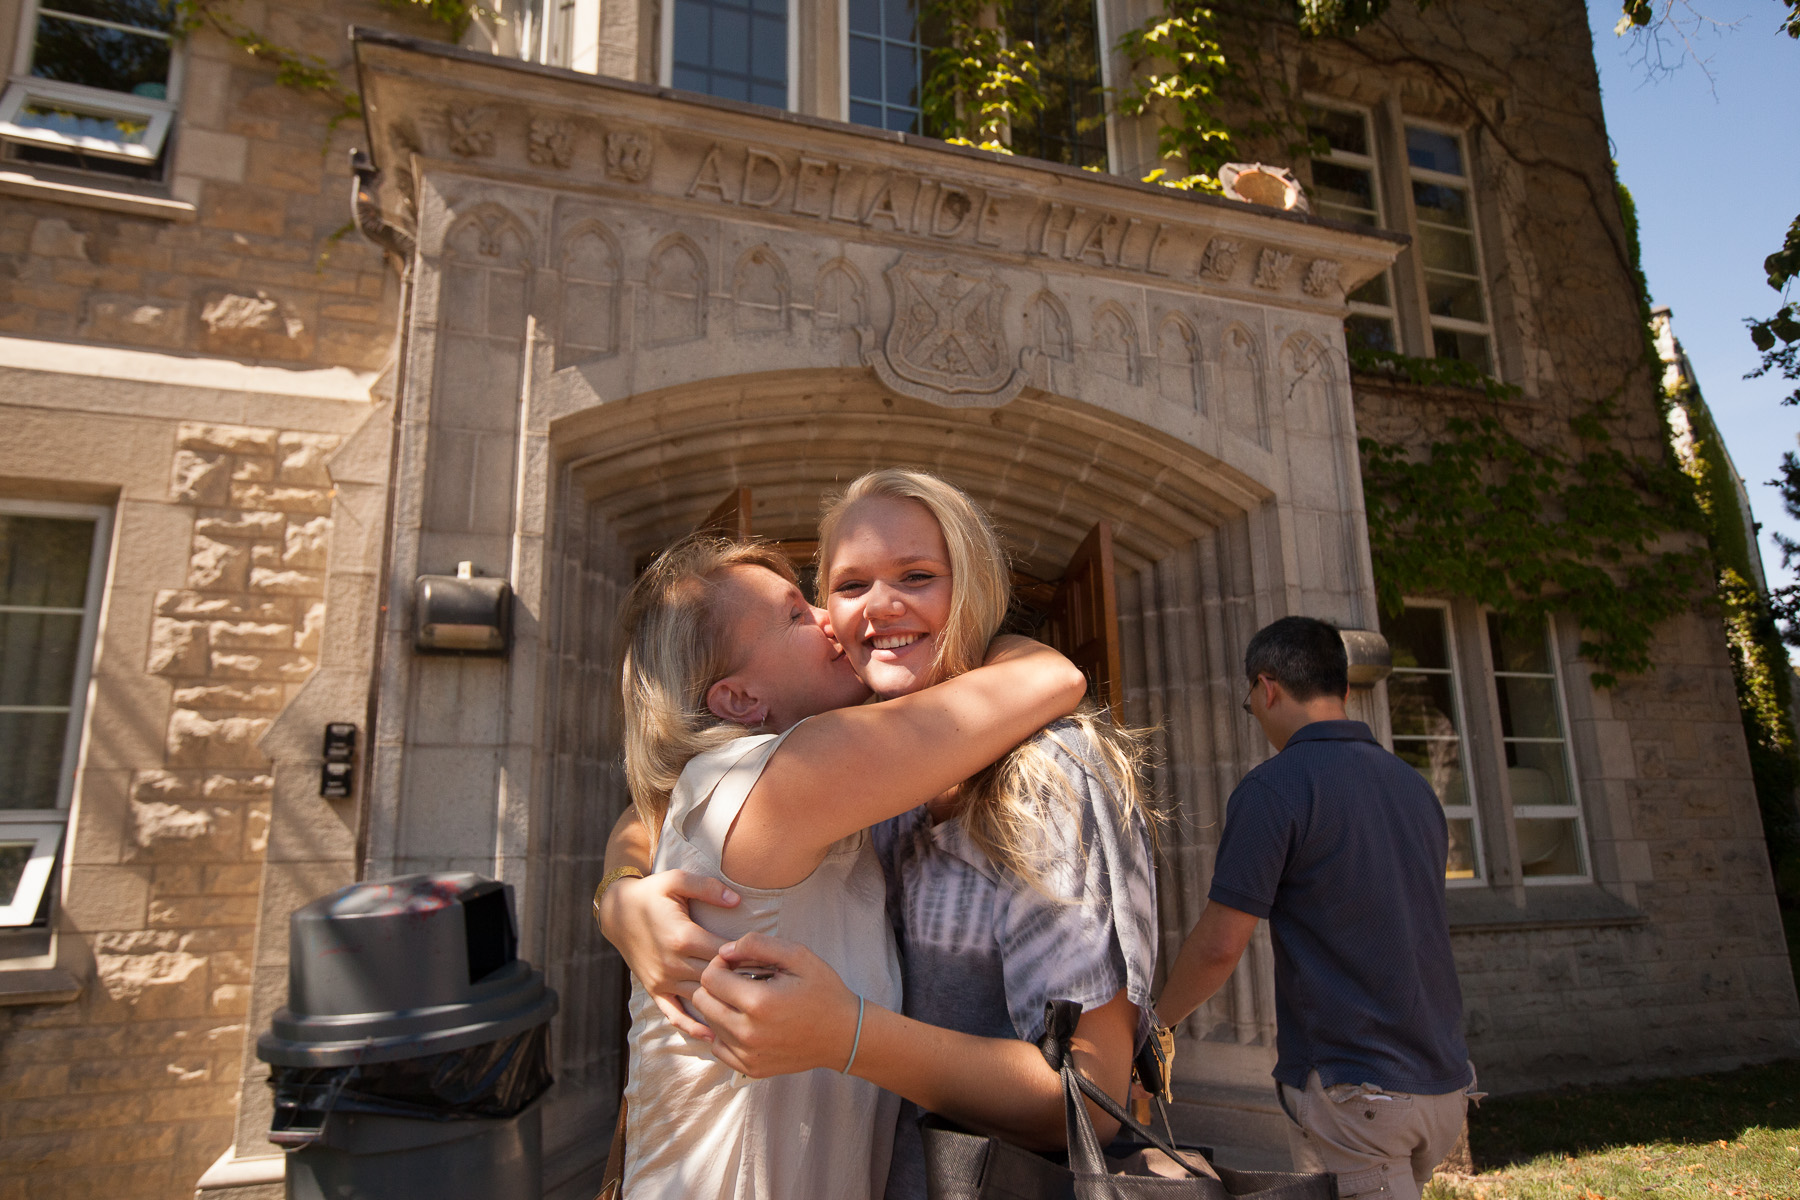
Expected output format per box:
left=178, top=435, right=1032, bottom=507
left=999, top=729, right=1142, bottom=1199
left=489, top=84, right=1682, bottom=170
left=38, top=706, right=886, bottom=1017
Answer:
left=818, top=469, right=1154, bottom=890
left=617, top=535, right=799, bottom=838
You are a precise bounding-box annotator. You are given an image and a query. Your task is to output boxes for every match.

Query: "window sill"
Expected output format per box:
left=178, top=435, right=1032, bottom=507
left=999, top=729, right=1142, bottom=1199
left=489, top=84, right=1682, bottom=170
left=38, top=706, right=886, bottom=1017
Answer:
left=0, top=966, right=83, bottom=1005
left=0, top=927, right=87, bottom=1005
left=0, top=165, right=195, bottom=221
left=1446, top=884, right=1646, bottom=933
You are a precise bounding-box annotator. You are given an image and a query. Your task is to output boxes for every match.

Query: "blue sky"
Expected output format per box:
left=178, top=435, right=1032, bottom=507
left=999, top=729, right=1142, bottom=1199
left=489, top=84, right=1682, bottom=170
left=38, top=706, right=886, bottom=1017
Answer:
left=1584, top=1, right=1799, bottom=597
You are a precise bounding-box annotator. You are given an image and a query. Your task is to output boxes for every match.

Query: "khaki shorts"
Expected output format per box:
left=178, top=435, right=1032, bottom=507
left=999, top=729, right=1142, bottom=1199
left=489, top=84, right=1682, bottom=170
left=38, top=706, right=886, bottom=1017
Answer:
left=1278, top=1069, right=1473, bottom=1200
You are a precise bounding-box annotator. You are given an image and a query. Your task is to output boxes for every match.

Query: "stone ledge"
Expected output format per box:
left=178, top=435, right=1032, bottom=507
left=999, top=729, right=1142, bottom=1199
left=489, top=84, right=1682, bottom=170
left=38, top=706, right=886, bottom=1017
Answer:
left=0, top=966, right=84, bottom=1005
left=0, top=167, right=198, bottom=221
left=1447, top=884, right=1647, bottom=934
left=194, top=1147, right=284, bottom=1198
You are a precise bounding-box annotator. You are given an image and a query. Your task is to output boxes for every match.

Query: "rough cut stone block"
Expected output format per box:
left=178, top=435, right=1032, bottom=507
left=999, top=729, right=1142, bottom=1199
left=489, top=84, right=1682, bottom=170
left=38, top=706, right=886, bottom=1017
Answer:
left=296, top=601, right=325, bottom=653
left=129, top=797, right=223, bottom=847
left=155, top=589, right=289, bottom=622
left=207, top=621, right=293, bottom=650
left=230, top=456, right=275, bottom=483
left=250, top=566, right=325, bottom=595
left=131, top=770, right=203, bottom=806
left=247, top=803, right=271, bottom=856
left=203, top=774, right=273, bottom=801
left=278, top=433, right=342, bottom=487
left=251, top=543, right=282, bottom=568
left=166, top=709, right=272, bottom=768
left=207, top=650, right=314, bottom=682
left=284, top=516, right=330, bottom=569
left=193, top=511, right=285, bottom=539
left=228, top=483, right=331, bottom=515
left=178, top=422, right=278, bottom=457
left=171, top=683, right=284, bottom=711
left=147, top=619, right=207, bottom=677
left=29, top=216, right=88, bottom=260
left=187, top=536, right=247, bottom=592
left=170, top=450, right=230, bottom=506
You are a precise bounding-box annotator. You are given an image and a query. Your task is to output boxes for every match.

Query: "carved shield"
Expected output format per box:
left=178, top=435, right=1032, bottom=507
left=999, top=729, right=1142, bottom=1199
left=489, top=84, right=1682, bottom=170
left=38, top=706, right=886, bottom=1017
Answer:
left=876, top=254, right=1023, bottom=402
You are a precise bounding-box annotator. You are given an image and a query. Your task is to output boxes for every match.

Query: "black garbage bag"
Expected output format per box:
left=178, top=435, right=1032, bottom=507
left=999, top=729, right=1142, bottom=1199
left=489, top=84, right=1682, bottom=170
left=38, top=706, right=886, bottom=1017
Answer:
left=269, top=1025, right=553, bottom=1146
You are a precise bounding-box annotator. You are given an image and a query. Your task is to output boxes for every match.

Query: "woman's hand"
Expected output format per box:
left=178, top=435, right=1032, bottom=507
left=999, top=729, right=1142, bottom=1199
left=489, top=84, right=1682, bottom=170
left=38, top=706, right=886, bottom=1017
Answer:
left=691, top=932, right=862, bottom=1078
left=597, top=869, right=740, bottom=1040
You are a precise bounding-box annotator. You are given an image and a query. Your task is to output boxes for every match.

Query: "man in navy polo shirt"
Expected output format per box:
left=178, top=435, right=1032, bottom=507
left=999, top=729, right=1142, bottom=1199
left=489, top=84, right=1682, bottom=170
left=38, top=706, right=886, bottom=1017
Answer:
left=1156, top=616, right=1474, bottom=1200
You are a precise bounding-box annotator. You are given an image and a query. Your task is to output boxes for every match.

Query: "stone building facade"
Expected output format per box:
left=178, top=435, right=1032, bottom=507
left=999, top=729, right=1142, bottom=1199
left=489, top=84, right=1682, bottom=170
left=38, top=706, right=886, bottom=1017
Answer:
left=0, top=0, right=1793, bottom=1197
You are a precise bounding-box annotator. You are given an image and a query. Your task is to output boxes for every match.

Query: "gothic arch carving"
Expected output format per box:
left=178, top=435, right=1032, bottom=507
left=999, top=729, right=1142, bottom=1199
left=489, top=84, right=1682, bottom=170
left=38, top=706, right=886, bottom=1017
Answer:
left=647, top=233, right=708, bottom=346
left=1280, top=332, right=1341, bottom=438
left=440, top=203, right=532, bottom=341
left=1090, top=302, right=1140, bottom=386
left=1220, top=322, right=1270, bottom=449
left=1029, top=291, right=1073, bottom=363
left=557, top=219, right=621, bottom=366
left=733, top=244, right=789, bottom=333
left=1156, top=312, right=1203, bottom=412
left=814, top=258, right=866, bottom=331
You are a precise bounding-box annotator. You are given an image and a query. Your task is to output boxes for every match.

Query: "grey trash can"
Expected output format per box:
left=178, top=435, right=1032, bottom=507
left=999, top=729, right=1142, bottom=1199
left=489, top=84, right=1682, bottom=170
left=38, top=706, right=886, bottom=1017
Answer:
left=257, top=873, right=559, bottom=1200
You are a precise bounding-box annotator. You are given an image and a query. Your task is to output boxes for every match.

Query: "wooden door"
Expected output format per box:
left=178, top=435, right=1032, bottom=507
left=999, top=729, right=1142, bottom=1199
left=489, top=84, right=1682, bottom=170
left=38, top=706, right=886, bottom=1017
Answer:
left=700, top=486, right=753, bottom=541
left=1040, top=519, right=1123, bottom=715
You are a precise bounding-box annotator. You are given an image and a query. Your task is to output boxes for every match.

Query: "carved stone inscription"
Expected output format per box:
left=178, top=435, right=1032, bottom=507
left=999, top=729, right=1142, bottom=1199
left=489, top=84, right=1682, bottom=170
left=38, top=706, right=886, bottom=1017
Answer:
left=675, top=141, right=1311, bottom=292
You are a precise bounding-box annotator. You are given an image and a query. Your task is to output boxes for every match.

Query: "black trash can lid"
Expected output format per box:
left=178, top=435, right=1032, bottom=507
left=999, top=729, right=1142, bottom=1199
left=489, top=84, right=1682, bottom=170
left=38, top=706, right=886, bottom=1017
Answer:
left=257, top=873, right=558, bottom=1067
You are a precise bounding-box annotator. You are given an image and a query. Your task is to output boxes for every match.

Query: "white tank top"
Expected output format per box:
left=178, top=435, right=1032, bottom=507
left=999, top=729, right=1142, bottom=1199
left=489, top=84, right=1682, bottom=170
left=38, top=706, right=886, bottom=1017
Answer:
left=621, top=725, right=903, bottom=1200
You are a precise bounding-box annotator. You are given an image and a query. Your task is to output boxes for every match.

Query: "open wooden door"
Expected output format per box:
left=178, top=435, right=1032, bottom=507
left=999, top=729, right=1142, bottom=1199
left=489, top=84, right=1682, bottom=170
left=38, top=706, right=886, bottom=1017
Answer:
left=699, top=487, right=753, bottom=541
left=1040, top=519, right=1123, bottom=715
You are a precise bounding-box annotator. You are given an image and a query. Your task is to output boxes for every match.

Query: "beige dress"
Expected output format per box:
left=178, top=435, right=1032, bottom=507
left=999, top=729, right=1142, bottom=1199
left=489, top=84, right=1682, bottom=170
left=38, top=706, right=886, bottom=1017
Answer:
left=621, top=726, right=903, bottom=1200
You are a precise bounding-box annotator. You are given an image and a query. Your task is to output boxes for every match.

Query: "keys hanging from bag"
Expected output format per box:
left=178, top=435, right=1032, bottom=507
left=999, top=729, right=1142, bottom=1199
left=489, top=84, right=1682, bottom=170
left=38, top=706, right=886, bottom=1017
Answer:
left=921, top=1000, right=1339, bottom=1200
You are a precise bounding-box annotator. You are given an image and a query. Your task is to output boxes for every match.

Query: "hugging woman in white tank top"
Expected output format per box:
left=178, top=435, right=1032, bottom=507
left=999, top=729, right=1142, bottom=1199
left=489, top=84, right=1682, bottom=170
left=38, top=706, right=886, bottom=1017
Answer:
left=611, top=537, right=1087, bottom=1200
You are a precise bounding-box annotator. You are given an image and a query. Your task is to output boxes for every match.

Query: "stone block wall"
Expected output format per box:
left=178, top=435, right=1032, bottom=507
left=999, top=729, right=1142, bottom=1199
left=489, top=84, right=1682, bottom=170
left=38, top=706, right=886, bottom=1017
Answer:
left=0, top=413, right=361, bottom=1198
left=0, top=0, right=434, bottom=1187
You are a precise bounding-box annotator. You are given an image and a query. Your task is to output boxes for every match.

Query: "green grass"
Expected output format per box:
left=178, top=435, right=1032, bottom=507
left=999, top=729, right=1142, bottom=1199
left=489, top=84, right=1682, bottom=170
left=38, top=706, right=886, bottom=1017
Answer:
left=1424, top=1059, right=1800, bottom=1200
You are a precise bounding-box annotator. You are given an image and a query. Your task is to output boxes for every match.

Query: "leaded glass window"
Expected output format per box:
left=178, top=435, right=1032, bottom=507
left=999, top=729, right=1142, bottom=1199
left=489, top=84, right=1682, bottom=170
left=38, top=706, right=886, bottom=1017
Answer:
left=847, top=0, right=937, bottom=134
left=669, top=0, right=789, bottom=109
left=1005, top=0, right=1107, bottom=170
left=1306, top=103, right=1397, bottom=355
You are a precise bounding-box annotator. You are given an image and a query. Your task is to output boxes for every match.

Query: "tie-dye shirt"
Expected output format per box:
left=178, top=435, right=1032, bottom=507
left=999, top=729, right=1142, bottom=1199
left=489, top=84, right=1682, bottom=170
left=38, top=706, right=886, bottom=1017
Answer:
left=873, top=718, right=1159, bottom=1200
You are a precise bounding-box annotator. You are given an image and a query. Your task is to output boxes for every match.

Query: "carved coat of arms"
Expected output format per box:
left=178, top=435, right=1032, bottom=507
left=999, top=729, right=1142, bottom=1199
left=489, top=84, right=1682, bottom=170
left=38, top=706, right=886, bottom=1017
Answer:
left=869, top=254, right=1030, bottom=407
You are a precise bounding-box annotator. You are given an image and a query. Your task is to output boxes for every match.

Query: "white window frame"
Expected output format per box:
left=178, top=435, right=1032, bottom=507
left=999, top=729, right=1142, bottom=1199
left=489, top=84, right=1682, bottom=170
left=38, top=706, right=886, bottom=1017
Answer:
left=1, top=0, right=181, bottom=163
left=1304, top=98, right=1398, bottom=349
left=1484, top=609, right=1591, bottom=886
left=1402, top=116, right=1496, bottom=369
left=660, top=0, right=800, bottom=112
left=1388, top=598, right=1487, bottom=887
left=0, top=498, right=113, bottom=928
left=0, top=823, right=65, bottom=927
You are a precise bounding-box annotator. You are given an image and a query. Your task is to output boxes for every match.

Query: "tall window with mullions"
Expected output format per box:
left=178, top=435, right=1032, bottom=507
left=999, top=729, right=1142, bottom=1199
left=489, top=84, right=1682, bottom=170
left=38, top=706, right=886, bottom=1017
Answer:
left=847, top=0, right=939, bottom=134
left=669, top=0, right=788, bottom=109
left=1305, top=104, right=1398, bottom=354
left=1005, top=0, right=1107, bottom=170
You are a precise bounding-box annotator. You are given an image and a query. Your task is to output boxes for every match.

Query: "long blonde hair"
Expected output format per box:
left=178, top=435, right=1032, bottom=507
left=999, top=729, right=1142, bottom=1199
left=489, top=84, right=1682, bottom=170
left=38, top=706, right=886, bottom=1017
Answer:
left=617, top=535, right=798, bottom=837
left=818, top=469, right=1154, bottom=890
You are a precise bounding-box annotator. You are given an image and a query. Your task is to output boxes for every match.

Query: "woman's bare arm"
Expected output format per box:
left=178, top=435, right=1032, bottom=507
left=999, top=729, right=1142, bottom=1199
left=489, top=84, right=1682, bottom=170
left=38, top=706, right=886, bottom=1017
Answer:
left=693, top=932, right=1137, bottom=1149
left=727, top=637, right=1086, bottom=886
left=596, top=808, right=738, bottom=1039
